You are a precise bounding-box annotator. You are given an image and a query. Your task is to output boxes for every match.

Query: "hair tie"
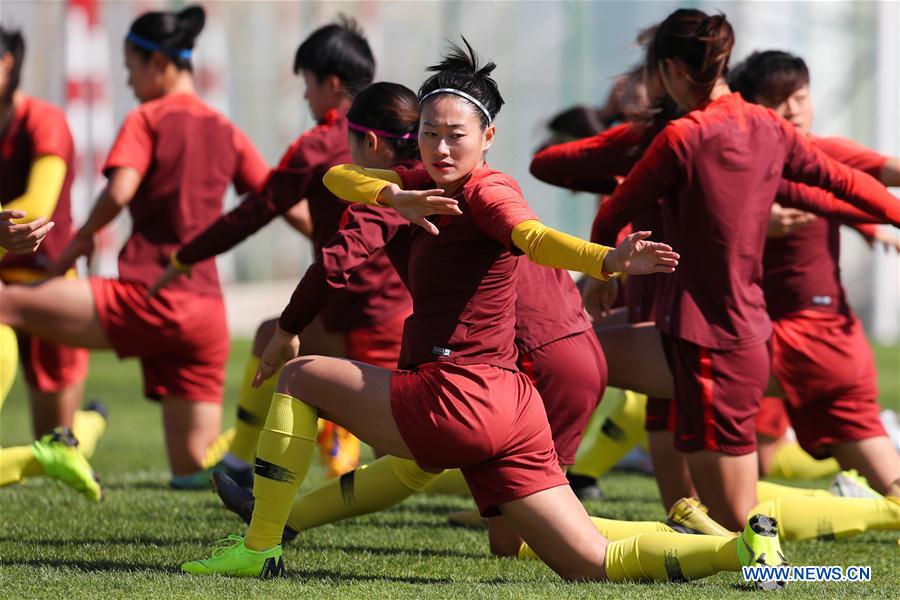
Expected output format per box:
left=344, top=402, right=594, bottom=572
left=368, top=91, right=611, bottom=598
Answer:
left=419, top=88, right=492, bottom=124
left=127, top=32, right=192, bottom=60
left=347, top=120, right=417, bottom=140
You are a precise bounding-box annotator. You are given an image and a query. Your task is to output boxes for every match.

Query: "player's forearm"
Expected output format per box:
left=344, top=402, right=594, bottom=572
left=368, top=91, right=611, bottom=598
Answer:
left=512, top=220, right=615, bottom=280
left=278, top=262, right=332, bottom=335
left=323, top=165, right=403, bottom=205
left=4, top=155, right=67, bottom=220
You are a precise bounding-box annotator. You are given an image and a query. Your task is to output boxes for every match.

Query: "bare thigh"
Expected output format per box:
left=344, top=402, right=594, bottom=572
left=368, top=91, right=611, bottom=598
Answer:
left=277, top=355, right=412, bottom=459
left=594, top=322, right=674, bottom=398
left=499, top=485, right=608, bottom=581
left=0, top=278, right=109, bottom=349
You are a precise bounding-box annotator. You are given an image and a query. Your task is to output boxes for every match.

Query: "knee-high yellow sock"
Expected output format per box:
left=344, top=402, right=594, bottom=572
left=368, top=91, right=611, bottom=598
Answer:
left=287, top=456, right=441, bottom=532
left=0, top=446, right=42, bottom=486
left=570, top=391, right=647, bottom=480
left=769, top=442, right=840, bottom=480
left=751, top=497, right=900, bottom=541
left=202, top=427, right=235, bottom=469
left=0, top=324, right=18, bottom=410
left=757, top=480, right=833, bottom=503
left=245, top=392, right=318, bottom=550
left=423, top=468, right=470, bottom=495
left=519, top=518, right=675, bottom=560
left=228, top=357, right=279, bottom=465
left=604, top=533, right=740, bottom=582
left=71, top=409, right=107, bottom=460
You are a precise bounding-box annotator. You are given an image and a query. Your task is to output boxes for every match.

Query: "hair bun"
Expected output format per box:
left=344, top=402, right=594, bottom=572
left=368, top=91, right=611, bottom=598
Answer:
left=175, top=5, right=206, bottom=46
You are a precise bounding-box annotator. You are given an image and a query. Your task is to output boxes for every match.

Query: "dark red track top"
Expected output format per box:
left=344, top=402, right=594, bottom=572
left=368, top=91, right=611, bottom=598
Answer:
left=764, top=135, right=889, bottom=320
left=591, top=93, right=900, bottom=350
left=0, top=96, right=76, bottom=271
left=103, top=92, right=268, bottom=296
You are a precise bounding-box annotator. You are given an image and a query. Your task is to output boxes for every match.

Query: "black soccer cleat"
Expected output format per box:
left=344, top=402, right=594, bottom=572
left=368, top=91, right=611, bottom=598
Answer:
left=211, top=471, right=298, bottom=543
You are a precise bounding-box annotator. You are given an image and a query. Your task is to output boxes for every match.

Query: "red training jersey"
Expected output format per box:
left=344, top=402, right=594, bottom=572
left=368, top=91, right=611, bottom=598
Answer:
left=763, top=135, right=890, bottom=320
left=103, top=92, right=268, bottom=296
left=591, top=92, right=900, bottom=350
left=0, top=95, right=76, bottom=272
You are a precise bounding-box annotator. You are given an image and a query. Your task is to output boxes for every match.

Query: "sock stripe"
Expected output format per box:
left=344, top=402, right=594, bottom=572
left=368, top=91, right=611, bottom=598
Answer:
left=600, top=419, right=627, bottom=442
left=339, top=470, right=356, bottom=505
left=254, top=457, right=297, bottom=483
left=237, top=406, right=264, bottom=426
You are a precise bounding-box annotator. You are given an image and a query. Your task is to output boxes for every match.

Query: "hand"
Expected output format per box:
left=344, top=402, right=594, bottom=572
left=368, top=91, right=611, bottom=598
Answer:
left=604, top=230, right=678, bottom=275
left=767, top=202, right=816, bottom=238
left=253, top=323, right=301, bottom=387
left=582, top=276, right=619, bottom=322
left=0, top=210, right=54, bottom=255
left=148, top=264, right=186, bottom=297
left=50, top=230, right=93, bottom=275
left=379, top=184, right=462, bottom=235
left=871, top=228, right=900, bottom=252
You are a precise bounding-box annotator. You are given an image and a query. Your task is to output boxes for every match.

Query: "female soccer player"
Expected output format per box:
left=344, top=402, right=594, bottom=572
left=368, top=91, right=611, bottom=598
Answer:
left=150, top=19, right=395, bottom=483
left=0, top=6, right=269, bottom=479
left=589, top=9, right=900, bottom=531
left=0, top=26, right=93, bottom=438
left=209, top=81, right=613, bottom=555
left=182, top=39, right=792, bottom=587
left=729, top=49, right=900, bottom=496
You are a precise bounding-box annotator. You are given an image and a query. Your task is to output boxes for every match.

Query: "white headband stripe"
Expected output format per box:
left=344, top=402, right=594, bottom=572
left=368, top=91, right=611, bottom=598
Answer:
left=419, top=88, right=492, bottom=124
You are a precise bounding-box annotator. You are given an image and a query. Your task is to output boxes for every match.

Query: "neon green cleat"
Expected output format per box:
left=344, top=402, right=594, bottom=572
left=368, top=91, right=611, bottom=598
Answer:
left=31, top=427, right=102, bottom=502
left=667, top=497, right=734, bottom=537
left=181, top=535, right=285, bottom=578
left=737, top=514, right=788, bottom=590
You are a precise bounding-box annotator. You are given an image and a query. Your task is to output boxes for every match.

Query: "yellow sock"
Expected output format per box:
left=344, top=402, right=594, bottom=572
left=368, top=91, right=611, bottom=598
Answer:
left=71, top=409, right=107, bottom=460
left=0, top=324, right=18, bottom=410
left=570, top=390, right=647, bottom=480
left=757, top=480, right=833, bottom=503
left=518, top=517, right=675, bottom=560
left=245, top=392, right=318, bottom=550
left=202, top=427, right=236, bottom=469
left=769, top=441, right=840, bottom=480
left=604, top=532, right=740, bottom=582
left=228, top=357, right=279, bottom=465
left=0, top=445, right=42, bottom=486
left=287, top=456, right=441, bottom=532
left=751, top=497, right=900, bottom=541
left=423, top=468, right=470, bottom=495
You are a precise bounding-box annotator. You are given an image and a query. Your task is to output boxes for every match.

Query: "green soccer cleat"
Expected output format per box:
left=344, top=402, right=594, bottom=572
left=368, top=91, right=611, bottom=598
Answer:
left=737, top=514, right=788, bottom=591
left=31, top=427, right=102, bottom=502
left=181, top=535, right=285, bottom=577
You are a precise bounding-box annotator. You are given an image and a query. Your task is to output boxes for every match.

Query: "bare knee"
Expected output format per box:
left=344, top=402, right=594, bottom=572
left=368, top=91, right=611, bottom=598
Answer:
left=0, top=284, right=26, bottom=327
left=252, top=318, right=279, bottom=357
left=276, top=355, right=328, bottom=396
left=553, top=546, right=607, bottom=582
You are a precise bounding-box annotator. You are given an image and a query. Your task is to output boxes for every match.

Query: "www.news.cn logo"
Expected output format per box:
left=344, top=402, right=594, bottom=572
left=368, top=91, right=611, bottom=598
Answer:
left=743, top=565, right=872, bottom=583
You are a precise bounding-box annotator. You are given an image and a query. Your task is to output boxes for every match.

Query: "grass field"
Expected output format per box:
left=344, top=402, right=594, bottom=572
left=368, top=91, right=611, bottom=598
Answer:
left=1, top=340, right=898, bottom=599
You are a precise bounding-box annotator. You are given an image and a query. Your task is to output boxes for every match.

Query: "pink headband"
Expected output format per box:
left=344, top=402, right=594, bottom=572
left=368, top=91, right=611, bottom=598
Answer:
left=347, top=119, right=417, bottom=140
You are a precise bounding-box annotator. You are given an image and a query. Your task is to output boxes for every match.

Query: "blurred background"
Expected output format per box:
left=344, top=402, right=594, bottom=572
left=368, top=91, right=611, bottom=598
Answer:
left=1, top=0, right=897, bottom=344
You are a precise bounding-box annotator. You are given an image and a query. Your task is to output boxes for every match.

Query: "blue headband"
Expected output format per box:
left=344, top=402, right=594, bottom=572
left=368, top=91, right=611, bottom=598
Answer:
left=126, top=32, right=192, bottom=60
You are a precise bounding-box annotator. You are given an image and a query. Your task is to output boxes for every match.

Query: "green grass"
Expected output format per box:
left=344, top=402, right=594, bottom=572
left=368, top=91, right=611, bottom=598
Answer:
left=1, top=341, right=898, bottom=599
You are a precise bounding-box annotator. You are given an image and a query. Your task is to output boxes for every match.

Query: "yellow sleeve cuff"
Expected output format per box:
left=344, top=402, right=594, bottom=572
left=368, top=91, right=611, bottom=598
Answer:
left=322, top=165, right=404, bottom=205
left=5, top=155, right=67, bottom=222
left=511, top=219, right=615, bottom=280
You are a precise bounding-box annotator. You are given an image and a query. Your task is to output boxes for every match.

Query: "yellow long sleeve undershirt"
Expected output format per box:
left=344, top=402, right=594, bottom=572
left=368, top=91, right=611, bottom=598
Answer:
left=322, top=164, right=615, bottom=278
left=5, top=154, right=68, bottom=222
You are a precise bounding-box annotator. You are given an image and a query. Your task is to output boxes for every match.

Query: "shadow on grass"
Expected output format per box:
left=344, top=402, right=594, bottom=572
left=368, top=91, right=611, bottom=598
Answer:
left=289, top=567, right=452, bottom=585
left=300, top=541, right=485, bottom=560
left=0, top=557, right=177, bottom=574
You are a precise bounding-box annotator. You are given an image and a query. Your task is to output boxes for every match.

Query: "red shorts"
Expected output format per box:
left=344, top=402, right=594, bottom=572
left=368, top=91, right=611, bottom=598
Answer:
left=756, top=396, right=790, bottom=440
left=770, top=310, right=885, bottom=457
left=661, top=334, right=769, bottom=455
left=17, top=333, right=89, bottom=393
left=390, top=362, right=568, bottom=517
left=346, top=309, right=408, bottom=370
left=90, top=278, right=229, bottom=403
left=644, top=396, right=675, bottom=433
left=519, top=330, right=606, bottom=464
